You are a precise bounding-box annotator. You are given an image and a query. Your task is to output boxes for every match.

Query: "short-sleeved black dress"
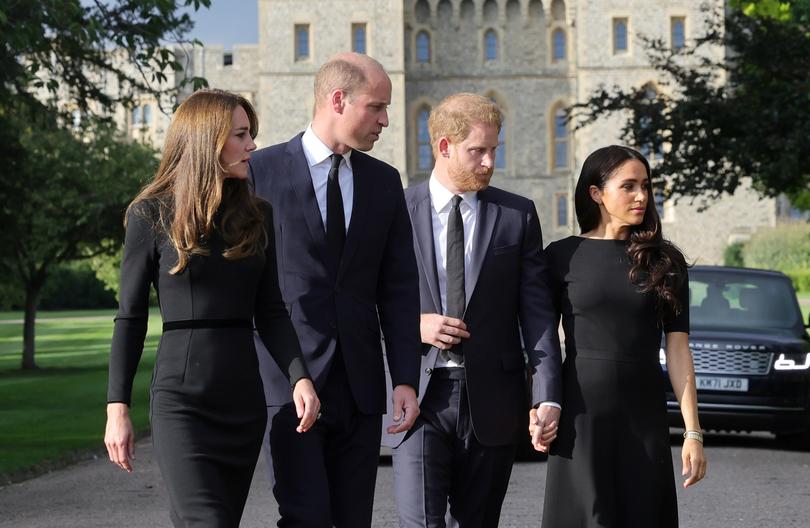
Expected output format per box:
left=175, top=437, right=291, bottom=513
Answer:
left=107, top=199, right=308, bottom=527
left=541, top=236, right=688, bottom=528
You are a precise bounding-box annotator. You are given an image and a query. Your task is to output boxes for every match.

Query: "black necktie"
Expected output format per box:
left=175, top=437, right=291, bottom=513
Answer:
left=445, top=195, right=465, bottom=362
left=326, top=153, right=345, bottom=274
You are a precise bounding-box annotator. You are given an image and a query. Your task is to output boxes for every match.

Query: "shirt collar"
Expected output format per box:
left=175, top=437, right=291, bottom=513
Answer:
left=302, top=125, right=353, bottom=170
left=429, top=172, right=478, bottom=214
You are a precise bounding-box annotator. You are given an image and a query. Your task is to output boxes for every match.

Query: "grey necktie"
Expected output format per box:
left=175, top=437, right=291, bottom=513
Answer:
left=444, top=195, right=465, bottom=364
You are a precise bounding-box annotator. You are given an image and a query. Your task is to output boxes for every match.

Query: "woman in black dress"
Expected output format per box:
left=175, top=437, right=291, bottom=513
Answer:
left=536, top=145, right=706, bottom=527
left=103, top=89, right=319, bottom=527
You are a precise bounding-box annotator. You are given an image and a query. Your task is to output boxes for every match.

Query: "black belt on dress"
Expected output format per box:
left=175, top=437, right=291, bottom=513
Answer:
left=162, top=318, right=253, bottom=331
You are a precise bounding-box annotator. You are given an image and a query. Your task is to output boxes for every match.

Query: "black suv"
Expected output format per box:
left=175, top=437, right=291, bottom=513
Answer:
left=662, top=265, right=810, bottom=447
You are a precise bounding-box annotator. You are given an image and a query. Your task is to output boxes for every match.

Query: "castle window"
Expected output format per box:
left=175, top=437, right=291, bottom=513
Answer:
left=613, top=18, right=628, bottom=54
left=417, top=107, right=433, bottom=171
left=555, top=193, right=569, bottom=228
left=553, top=108, right=568, bottom=169
left=552, top=28, right=566, bottom=62
left=496, top=124, right=506, bottom=169
left=142, top=104, right=152, bottom=125
left=416, top=31, right=431, bottom=63
left=484, top=29, right=498, bottom=61
left=131, top=106, right=141, bottom=125
left=671, top=17, right=685, bottom=50
left=352, top=23, right=367, bottom=54
left=295, top=24, right=310, bottom=61
left=223, top=52, right=233, bottom=66
left=654, top=188, right=666, bottom=218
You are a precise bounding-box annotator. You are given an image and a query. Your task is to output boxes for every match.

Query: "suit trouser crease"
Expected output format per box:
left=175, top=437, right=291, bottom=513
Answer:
left=392, top=370, right=516, bottom=528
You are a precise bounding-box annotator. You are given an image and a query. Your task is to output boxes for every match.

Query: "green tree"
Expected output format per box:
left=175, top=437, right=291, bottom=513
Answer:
left=0, top=1, right=209, bottom=368
left=1, top=107, right=158, bottom=369
left=0, top=0, right=209, bottom=113
left=571, top=1, right=810, bottom=203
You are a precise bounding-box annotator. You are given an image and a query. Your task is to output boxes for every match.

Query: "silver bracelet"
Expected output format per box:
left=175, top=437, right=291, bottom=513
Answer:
left=683, top=430, right=704, bottom=443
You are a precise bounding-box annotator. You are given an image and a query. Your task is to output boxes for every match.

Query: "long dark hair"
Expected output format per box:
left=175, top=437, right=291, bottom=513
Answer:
left=574, top=145, right=688, bottom=318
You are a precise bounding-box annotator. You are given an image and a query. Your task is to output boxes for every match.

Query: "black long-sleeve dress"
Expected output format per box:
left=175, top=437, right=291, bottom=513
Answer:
left=541, top=236, right=688, bottom=528
left=107, top=198, right=308, bottom=527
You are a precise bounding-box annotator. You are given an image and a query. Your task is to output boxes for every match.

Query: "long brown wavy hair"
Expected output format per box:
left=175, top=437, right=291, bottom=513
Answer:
left=128, top=89, right=265, bottom=274
left=574, top=145, right=688, bottom=318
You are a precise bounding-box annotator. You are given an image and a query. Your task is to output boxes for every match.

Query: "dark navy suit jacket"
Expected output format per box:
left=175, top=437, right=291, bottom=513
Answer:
left=249, top=133, right=421, bottom=415
left=383, top=182, right=562, bottom=446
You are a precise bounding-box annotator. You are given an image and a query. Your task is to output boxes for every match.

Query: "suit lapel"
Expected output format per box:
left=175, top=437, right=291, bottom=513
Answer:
left=466, top=191, right=498, bottom=308
left=411, top=185, right=442, bottom=314
left=286, top=137, right=327, bottom=249
left=337, top=152, right=372, bottom=282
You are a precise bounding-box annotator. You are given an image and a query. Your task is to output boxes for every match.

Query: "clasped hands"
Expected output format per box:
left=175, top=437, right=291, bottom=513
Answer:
left=528, top=405, right=560, bottom=453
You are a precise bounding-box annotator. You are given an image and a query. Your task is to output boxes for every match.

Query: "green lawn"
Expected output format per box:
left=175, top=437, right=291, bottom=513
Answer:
left=0, top=309, right=161, bottom=480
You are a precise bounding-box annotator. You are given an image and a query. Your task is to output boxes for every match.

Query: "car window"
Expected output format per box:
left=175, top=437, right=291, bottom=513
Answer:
left=689, top=270, right=802, bottom=330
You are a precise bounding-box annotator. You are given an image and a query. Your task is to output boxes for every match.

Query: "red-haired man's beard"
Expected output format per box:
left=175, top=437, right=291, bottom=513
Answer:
left=448, top=161, right=493, bottom=192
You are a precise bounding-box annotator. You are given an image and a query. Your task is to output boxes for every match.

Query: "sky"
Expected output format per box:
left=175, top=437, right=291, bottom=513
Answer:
left=184, top=0, right=259, bottom=49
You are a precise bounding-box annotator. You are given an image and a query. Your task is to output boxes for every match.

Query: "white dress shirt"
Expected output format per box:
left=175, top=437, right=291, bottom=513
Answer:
left=429, top=174, right=478, bottom=368
left=301, top=126, right=353, bottom=232
left=427, top=175, right=561, bottom=410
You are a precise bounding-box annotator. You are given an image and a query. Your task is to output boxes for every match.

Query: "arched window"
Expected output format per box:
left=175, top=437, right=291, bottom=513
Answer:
left=142, top=104, right=152, bottom=125
left=552, top=29, right=566, bottom=61
left=613, top=18, right=628, bottom=54
left=131, top=106, right=141, bottom=125
left=417, top=107, right=433, bottom=171
left=416, top=31, right=431, bottom=63
left=553, top=107, right=568, bottom=169
left=484, top=29, right=498, bottom=61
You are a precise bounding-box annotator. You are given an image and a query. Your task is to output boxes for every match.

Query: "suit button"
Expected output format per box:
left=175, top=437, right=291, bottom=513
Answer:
left=425, top=368, right=432, bottom=375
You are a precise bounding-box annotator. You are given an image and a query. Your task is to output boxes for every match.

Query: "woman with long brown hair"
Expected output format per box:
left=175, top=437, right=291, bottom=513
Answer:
left=537, top=145, right=706, bottom=527
left=103, top=89, right=319, bottom=527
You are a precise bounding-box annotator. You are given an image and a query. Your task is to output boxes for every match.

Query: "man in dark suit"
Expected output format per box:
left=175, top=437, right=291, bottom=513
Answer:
left=383, top=93, right=563, bottom=527
left=249, top=53, right=421, bottom=527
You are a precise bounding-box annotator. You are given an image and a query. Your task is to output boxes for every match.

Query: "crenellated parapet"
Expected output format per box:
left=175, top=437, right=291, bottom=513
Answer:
left=405, top=0, right=561, bottom=30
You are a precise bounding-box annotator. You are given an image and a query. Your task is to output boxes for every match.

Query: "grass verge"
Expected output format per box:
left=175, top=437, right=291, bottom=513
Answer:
left=0, top=309, right=161, bottom=483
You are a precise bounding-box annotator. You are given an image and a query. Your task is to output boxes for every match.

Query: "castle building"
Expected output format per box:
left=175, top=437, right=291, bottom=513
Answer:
left=145, top=0, right=782, bottom=263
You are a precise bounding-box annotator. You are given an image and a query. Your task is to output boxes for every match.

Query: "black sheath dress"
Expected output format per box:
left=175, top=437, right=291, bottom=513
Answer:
left=107, top=199, right=308, bottom=527
left=541, top=236, right=688, bottom=528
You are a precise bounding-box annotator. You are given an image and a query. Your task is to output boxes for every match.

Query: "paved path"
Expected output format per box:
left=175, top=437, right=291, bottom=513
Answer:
left=1, top=433, right=809, bottom=527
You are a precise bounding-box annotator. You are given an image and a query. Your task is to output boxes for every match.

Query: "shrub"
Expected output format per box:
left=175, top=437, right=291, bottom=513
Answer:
left=723, top=241, right=746, bottom=267
left=743, top=223, right=810, bottom=271
left=39, top=262, right=117, bottom=310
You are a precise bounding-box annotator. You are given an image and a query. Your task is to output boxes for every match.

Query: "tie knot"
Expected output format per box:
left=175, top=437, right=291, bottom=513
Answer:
left=330, top=153, right=342, bottom=171
left=451, top=195, right=463, bottom=208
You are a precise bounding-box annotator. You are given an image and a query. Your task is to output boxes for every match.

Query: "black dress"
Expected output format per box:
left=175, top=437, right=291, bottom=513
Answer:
left=107, top=199, right=308, bottom=527
left=541, top=236, right=688, bottom=528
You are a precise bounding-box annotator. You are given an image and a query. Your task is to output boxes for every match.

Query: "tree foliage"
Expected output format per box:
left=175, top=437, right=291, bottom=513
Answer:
left=0, top=1, right=211, bottom=368
left=0, top=104, right=158, bottom=368
left=0, top=0, right=209, bottom=113
left=571, top=1, right=810, bottom=203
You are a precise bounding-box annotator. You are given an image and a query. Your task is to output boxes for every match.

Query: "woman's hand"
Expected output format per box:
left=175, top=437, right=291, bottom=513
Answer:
left=292, top=378, right=320, bottom=433
left=104, top=403, right=135, bottom=473
left=681, top=438, right=707, bottom=488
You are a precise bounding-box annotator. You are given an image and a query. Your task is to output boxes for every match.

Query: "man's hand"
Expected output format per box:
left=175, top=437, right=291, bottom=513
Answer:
left=387, top=384, right=419, bottom=434
left=528, top=405, right=560, bottom=453
left=420, top=313, right=470, bottom=350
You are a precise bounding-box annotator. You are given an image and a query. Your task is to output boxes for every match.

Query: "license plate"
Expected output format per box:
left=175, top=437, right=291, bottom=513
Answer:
left=696, top=376, right=748, bottom=392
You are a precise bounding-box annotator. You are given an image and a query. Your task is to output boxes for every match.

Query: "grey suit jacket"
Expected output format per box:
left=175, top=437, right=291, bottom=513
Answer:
left=382, top=182, right=562, bottom=447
